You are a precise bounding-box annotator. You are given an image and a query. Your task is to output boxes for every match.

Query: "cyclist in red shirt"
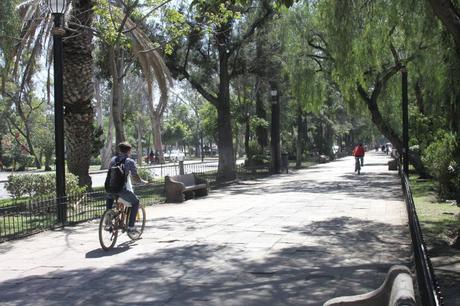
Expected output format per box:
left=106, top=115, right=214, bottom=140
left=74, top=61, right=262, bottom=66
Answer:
left=353, top=143, right=365, bottom=170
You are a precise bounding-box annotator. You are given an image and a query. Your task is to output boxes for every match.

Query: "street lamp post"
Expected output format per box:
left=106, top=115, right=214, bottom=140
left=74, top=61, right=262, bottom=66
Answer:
left=48, top=0, right=67, bottom=224
left=270, top=85, right=281, bottom=174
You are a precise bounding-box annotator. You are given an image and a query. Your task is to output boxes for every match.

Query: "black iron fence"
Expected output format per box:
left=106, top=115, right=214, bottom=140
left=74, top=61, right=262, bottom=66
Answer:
left=0, top=184, right=163, bottom=242
left=0, top=162, right=270, bottom=242
left=400, top=170, right=444, bottom=306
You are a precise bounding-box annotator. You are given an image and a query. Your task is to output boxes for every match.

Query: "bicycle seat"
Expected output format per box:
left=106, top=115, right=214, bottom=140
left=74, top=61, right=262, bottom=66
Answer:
left=115, top=197, right=132, bottom=207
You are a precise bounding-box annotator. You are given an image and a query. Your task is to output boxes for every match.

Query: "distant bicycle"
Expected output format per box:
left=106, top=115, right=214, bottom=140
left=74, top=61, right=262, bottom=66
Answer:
left=99, top=197, right=146, bottom=251
left=355, top=157, right=361, bottom=175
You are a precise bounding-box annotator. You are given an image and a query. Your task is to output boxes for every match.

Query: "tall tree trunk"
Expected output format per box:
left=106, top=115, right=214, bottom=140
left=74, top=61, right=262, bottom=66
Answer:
left=137, top=122, right=143, bottom=166
left=10, top=95, right=41, bottom=169
left=151, top=112, right=164, bottom=164
left=94, top=76, right=108, bottom=169
left=95, top=77, right=103, bottom=128
left=296, top=103, right=303, bottom=168
left=109, top=48, right=125, bottom=146
left=245, top=116, right=250, bottom=159
left=64, top=0, right=94, bottom=187
left=200, top=131, right=204, bottom=162
left=255, top=80, right=268, bottom=149
left=428, top=0, right=460, bottom=56
left=147, top=94, right=165, bottom=164
left=255, top=29, right=268, bottom=148
left=414, top=80, right=425, bottom=115
left=100, top=107, right=114, bottom=170
left=216, top=45, right=236, bottom=182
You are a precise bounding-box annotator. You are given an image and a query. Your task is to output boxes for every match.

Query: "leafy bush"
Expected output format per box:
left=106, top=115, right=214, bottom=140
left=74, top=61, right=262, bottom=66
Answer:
left=90, top=156, right=101, bottom=166
left=6, top=173, right=85, bottom=199
left=1, top=154, right=35, bottom=170
left=5, top=175, right=27, bottom=199
left=422, top=131, right=459, bottom=200
left=138, top=168, right=155, bottom=183
left=247, top=140, right=262, bottom=159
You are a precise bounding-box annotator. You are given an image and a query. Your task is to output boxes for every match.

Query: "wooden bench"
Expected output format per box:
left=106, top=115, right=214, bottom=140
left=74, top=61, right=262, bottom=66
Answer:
left=164, top=173, right=208, bottom=203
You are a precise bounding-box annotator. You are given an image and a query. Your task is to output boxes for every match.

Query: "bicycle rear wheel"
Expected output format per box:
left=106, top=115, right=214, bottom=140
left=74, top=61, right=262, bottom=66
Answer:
left=355, top=158, right=361, bottom=174
left=127, top=206, right=146, bottom=240
left=99, top=209, right=118, bottom=251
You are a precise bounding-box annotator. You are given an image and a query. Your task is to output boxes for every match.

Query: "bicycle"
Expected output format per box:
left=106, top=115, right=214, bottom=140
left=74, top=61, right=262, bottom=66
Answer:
left=355, top=157, right=361, bottom=175
left=98, top=197, right=146, bottom=251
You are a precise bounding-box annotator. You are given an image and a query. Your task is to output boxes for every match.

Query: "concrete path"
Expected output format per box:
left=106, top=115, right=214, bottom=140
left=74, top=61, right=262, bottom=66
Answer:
left=0, top=152, right=412, bottom=306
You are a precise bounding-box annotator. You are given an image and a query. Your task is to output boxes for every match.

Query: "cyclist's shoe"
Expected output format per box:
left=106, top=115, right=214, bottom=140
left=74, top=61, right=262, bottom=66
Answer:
left=127, top=226, right=140, bottom=235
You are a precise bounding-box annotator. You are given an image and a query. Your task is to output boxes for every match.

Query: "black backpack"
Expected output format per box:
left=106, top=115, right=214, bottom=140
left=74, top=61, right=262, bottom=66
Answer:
left=104, top=157, right=128, bottom=193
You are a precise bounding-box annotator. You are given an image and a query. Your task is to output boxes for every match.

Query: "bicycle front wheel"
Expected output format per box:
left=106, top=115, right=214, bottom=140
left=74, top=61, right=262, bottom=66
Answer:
left=99, top=209, right=118, bottom=251
left=127, top=206, right=146, bottom=240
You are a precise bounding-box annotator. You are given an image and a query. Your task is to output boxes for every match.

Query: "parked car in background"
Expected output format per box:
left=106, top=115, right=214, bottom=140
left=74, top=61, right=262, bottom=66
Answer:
left=169, top=150, right=185, bottom=162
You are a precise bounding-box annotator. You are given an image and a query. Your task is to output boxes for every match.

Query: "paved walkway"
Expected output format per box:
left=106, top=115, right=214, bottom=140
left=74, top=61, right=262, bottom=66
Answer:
left=0, top=152, right=412, bottom=306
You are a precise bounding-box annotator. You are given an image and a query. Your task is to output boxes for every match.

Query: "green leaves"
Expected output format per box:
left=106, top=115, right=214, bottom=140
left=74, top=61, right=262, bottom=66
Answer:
left=94, top=0, right=131, bottom=48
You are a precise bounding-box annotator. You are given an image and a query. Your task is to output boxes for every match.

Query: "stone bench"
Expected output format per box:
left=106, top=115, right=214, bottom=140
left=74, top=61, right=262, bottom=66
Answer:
left=323, top=265, right=416, bottom=306
left=165, top=173, right=208, bottom=203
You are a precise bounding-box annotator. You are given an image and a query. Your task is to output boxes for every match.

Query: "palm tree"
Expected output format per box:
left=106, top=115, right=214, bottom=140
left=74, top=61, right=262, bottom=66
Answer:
left=63, top=0, right=94, bottom=187
left=14, top=0, right=171, bottom=187
left=12, top=0, right=94, bottom=187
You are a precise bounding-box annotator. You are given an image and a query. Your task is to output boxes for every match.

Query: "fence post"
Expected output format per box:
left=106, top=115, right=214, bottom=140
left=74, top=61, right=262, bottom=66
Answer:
left=179, top=161, right=185, bottom=175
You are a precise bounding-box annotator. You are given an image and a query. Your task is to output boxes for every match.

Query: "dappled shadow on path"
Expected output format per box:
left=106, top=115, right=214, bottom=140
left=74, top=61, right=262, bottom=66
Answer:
left=0, top=217, right=412, bottom=306
left=211, top=170, right=402, bottom=201
left=85, top=241, right=135, bottom=258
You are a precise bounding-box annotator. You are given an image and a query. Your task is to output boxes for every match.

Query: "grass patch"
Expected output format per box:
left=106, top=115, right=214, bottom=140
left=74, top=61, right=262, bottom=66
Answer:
left=410, top=177, right=460, bottom=246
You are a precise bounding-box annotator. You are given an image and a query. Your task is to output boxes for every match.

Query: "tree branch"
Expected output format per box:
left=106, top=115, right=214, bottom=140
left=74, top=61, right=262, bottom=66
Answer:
left=370, top=64, right=402, bottom=102
left=428, top=0, right=460, bottom=54
left=229, top=1, right=274, bottom=55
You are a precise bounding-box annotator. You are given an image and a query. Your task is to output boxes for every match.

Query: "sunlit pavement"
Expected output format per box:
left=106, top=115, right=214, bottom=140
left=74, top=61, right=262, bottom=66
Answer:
left=0, top=152, right=412, bottom=306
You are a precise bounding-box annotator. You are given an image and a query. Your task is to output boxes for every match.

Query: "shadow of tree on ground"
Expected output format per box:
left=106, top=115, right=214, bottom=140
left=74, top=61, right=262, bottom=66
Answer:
left=0, top=217, right=412, bottom=306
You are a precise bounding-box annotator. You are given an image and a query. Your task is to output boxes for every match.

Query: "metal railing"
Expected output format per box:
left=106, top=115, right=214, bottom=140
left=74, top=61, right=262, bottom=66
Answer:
left=0, top=162, right=271, bottom=242
left=0, top=183, right=162, bottom=242
left=399, top=169, right=444, bottom=306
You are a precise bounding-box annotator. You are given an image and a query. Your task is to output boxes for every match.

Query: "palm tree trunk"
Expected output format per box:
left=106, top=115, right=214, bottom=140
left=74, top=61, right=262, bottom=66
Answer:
left=63, top=0, right=94, bottom=188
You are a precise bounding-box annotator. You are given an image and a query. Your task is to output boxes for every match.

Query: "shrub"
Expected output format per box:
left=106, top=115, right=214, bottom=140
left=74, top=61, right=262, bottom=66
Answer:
left=422, top=131, right=459, bottom=200
left=247, top=140, right=263, bottom=159
left=138, top=168, right=155, bottom=183
left=90, top=156, right=101, bottom=166
left=5, top=175, right=27, bottom=199
left=6, top=172, right=85, bottom=199
left=1, top=154, right=35, bottom=170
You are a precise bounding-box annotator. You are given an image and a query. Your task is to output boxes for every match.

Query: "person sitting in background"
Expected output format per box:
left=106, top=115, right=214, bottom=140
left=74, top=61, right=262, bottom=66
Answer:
left=149, top=150, right=154, bottom=164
